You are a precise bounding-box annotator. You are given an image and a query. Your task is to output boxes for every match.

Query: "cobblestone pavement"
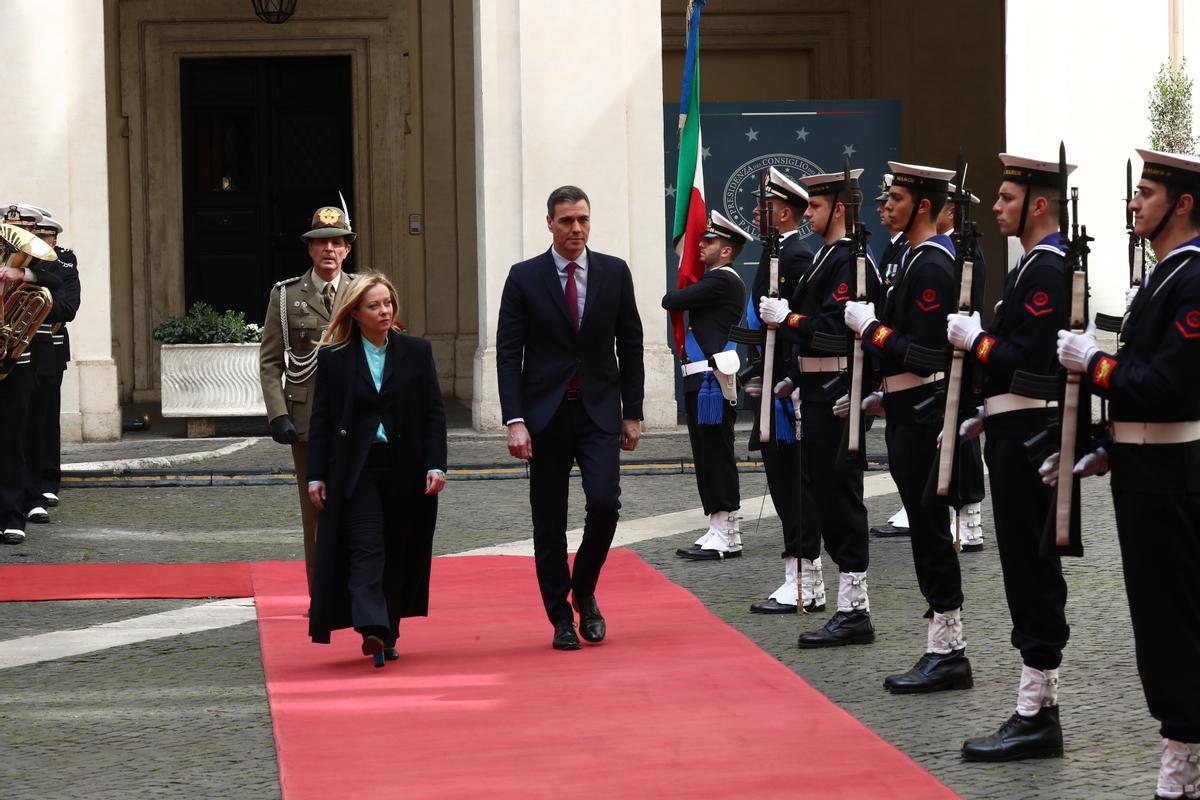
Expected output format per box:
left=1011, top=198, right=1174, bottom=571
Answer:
left=1, top=432, right=1160, bottom=799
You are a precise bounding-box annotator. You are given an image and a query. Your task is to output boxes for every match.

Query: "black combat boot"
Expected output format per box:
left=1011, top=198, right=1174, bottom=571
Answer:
left=961, top=706, right=1064, bottom=762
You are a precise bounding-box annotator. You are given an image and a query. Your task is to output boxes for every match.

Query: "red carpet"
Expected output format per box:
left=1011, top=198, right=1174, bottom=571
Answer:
left=0, top=561, right=253, bottom=601
left=253, top=550, right=958, bottom=800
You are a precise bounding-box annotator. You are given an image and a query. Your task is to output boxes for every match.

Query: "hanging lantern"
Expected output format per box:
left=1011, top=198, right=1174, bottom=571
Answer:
left=251, top=0, right=298, bottom=24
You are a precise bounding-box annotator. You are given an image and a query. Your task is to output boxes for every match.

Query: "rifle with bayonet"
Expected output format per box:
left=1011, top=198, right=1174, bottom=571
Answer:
left=758, top=170, right=781, bottom=444
left=1095, top=158, right=1146, bottom=333
left=843, top=159, right=870, bottom=469
left=1045, top=141, right=1093, bottom=558
left=934, top=155, right=981, bottom=500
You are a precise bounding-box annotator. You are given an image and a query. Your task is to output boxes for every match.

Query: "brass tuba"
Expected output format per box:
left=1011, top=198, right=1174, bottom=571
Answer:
left=1, top=222, right=55, bottom=379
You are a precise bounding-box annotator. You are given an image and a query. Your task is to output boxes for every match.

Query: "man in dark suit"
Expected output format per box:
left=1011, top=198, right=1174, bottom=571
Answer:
left=496, top=185, right=645, bottom=651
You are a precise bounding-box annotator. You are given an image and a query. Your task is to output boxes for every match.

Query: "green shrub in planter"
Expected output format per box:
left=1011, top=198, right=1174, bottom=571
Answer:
left=152, top=302, right=263, bottom=344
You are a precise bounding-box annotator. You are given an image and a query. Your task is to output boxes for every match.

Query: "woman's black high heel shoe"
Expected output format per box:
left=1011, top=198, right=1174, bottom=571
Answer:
left=361, top=634, right=386, bottom=668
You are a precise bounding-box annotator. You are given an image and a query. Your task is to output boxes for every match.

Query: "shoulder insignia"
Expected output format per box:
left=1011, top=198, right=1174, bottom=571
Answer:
left=274, top=276, right=303, bottom=288
left=1023, top=288, right=1055, bottom=317
left=916, top=287, right=941, bottom=312
left=831, top=282, right=851, bottom=303
left=1175, top=309, right=1200, bottom=340
left=1091, top=355, right=1117, bottom=389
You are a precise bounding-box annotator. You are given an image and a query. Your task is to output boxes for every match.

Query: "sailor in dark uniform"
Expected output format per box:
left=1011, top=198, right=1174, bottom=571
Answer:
left=21, top=207, right=80, bottom=522
left=872, top=174, right=913, bottom=539
left=743, top=168, right=825, bottom=612
left=1053, top=149, right=1200, bottom=799
left=936, top=186, right=988, bottom=552
left=0, top=206, right=64, bottom=545
left=844, top=162, right=973, bottom=693
left=758, top=167, right=882, bottom=644
left=664, top=211, right=749, bottom=560
left=955, top=154, right=1075, bottom=762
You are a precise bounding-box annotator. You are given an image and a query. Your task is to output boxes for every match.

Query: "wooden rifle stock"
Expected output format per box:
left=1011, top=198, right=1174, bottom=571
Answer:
left=1055, top=269, right=1087, bottom=547
left=846, top=253, right=867, bottom=454
left=936, top=260, right=974, bottom=495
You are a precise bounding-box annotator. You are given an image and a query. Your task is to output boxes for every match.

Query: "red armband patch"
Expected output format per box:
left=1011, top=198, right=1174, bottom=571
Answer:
left=871, top=324, right=894, bottom=347
left=1092, top=355, right=1117, bottom=389
left=832, top=282, right=851, bottom=302
left=785, top=313, right=805, bottom=328
left=916, top=288, right=940, bottom=312
left=1175, top=310, right=1200, bottom=339
left=1023, top=289, right=1054, bottom=317
left=974, top=335, right=997, bottom=364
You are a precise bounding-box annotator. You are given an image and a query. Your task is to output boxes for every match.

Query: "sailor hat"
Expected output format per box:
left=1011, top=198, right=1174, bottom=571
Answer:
left=703, top=210, right=754, bottom=243
left=1136, top=148, right=1200, bottom=190
left=888, top=162, right=956, bottom=193
left=998, top=153, right=1077, bottom=188
left=753, top=167, right=809, bottom=209
left=799, top=168, right=865, bottom=197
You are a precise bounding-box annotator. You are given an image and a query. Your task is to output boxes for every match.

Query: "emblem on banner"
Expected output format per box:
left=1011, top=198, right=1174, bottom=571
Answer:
left=722, top=153, right=822, bottom=240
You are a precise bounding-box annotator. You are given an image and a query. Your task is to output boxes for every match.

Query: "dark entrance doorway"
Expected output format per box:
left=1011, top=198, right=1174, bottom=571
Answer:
left=180, top=56, right=355, bottom=324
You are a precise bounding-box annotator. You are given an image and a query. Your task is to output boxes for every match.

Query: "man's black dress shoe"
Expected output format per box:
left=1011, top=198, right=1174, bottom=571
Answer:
left=961, top=706, right=1064, bottom=762
left=26, top=508, right=49, bottom=524
left=383, top=647, right=400, bottom=661
left=883, top=650, right=974, bottom=694
left=797, top=610, right=875, bottom=648
left=552, top=620, right=581, bottom=650
left=361, top=634, right=386, bottom=668
left=870, top=523, right=909, bottom=537
left=961, top=542, right=984, bottom=553
left=574, top=595, right=606, bottom=643
left=677, top=547, right=741, bottom=561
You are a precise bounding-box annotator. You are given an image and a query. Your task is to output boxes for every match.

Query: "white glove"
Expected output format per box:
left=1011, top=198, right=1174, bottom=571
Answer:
left=833, top=393, right=850, bottom=418
left=1124, top=285, right=1139, bottom=310
left=1073, top=447, right=1110, bottom=478
left=773, top=378, right=793, bottom=399
left=862, top=390, right=884, bottom=416
left=947, top=311, right=983, bottom=351
left=1057, top=322, right=1100, bottom=373
left=958, top=409, right=984, bottom=442
left=1038, top=451, right=1061, bottom=486
left=844, top=301, right=877, bottom=336
left=742, top=376, right=762, bottom=399
left=758, top=296, right=790, bottom=326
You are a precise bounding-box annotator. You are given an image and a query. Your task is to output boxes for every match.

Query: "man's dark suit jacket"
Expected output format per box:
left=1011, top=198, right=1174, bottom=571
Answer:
left=496, top=247, right=644, bottom=435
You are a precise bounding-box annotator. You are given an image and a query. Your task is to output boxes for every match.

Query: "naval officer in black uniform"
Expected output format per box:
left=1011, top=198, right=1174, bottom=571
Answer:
left=1054, top=149, right=1200, bottom=800
left=743, top=168, right=825, bottom=612
left=844, top=162, right=973, bottom=693
left=758, top=167, right=882, bottom=645
left=955, top=154, right=1074, bottom=762
left=664, top=211, right=748, bottom=561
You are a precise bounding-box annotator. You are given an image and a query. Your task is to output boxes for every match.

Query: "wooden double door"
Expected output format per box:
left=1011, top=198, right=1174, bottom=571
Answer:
left=180, top=56, right=355, bottom=324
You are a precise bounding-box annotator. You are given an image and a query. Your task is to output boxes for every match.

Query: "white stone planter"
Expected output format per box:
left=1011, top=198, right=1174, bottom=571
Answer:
left=160, top=343, right=267, bottom=418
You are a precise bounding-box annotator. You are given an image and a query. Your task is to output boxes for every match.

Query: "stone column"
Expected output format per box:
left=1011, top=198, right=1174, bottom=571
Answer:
left=0, top=0, right=120, bottom=441
left=471, top=0, right=676, bottom=431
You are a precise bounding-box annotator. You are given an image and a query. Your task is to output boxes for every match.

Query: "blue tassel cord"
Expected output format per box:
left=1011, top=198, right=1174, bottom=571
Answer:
left=696, top=372, right=725, bottom=425
left=775, top=397, right=797, bottom=444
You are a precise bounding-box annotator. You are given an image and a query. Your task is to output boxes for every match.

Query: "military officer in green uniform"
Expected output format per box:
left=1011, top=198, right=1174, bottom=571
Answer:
left=260, top=205, right=360, bottom=594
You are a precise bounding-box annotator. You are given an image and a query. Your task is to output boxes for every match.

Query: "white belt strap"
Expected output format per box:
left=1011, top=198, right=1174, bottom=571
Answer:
left=1111, top=420, right=1200, bottom=445
left=797, top=356, right=847, bottom=373
left=680, top=361, right=712, bottom=377
left=882, top=372, right=939, bottom=394
left=984, top=393, right=1052, bottom=416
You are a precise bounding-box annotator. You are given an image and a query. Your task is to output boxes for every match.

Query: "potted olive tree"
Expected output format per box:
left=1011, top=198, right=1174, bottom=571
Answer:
left=153, top=303, right=265, bottom=436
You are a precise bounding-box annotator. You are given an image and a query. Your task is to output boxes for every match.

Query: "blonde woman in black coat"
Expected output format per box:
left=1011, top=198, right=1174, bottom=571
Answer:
left=306, top=273, right=448, bottom=667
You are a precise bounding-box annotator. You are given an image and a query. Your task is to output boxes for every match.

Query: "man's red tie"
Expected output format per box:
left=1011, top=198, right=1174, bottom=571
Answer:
left=565, top=262, right=581, bottom=394
left=564, top=262, right=580, bottom=331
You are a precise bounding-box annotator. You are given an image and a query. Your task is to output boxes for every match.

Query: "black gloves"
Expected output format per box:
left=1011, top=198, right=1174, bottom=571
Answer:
left=269, top=415, right=299, bottom=445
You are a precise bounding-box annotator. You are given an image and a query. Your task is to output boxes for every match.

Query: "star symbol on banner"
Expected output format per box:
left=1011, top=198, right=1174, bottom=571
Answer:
left=843, top=144, right=857, bottom=158
left=745, top=128, right=759, bottom=142
left=665, top=184, right=677, bottom=198
left=701, top=146, right=712, bottom=160
left=796, top=128, right=810, bottom=141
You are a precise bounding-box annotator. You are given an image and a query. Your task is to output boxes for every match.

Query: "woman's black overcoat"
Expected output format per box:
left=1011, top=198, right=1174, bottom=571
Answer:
left=305, top=331, right=448, bottom=644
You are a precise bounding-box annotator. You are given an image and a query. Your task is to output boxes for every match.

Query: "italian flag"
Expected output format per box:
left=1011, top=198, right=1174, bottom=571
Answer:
left=670, top=0, right=707, bottom=360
